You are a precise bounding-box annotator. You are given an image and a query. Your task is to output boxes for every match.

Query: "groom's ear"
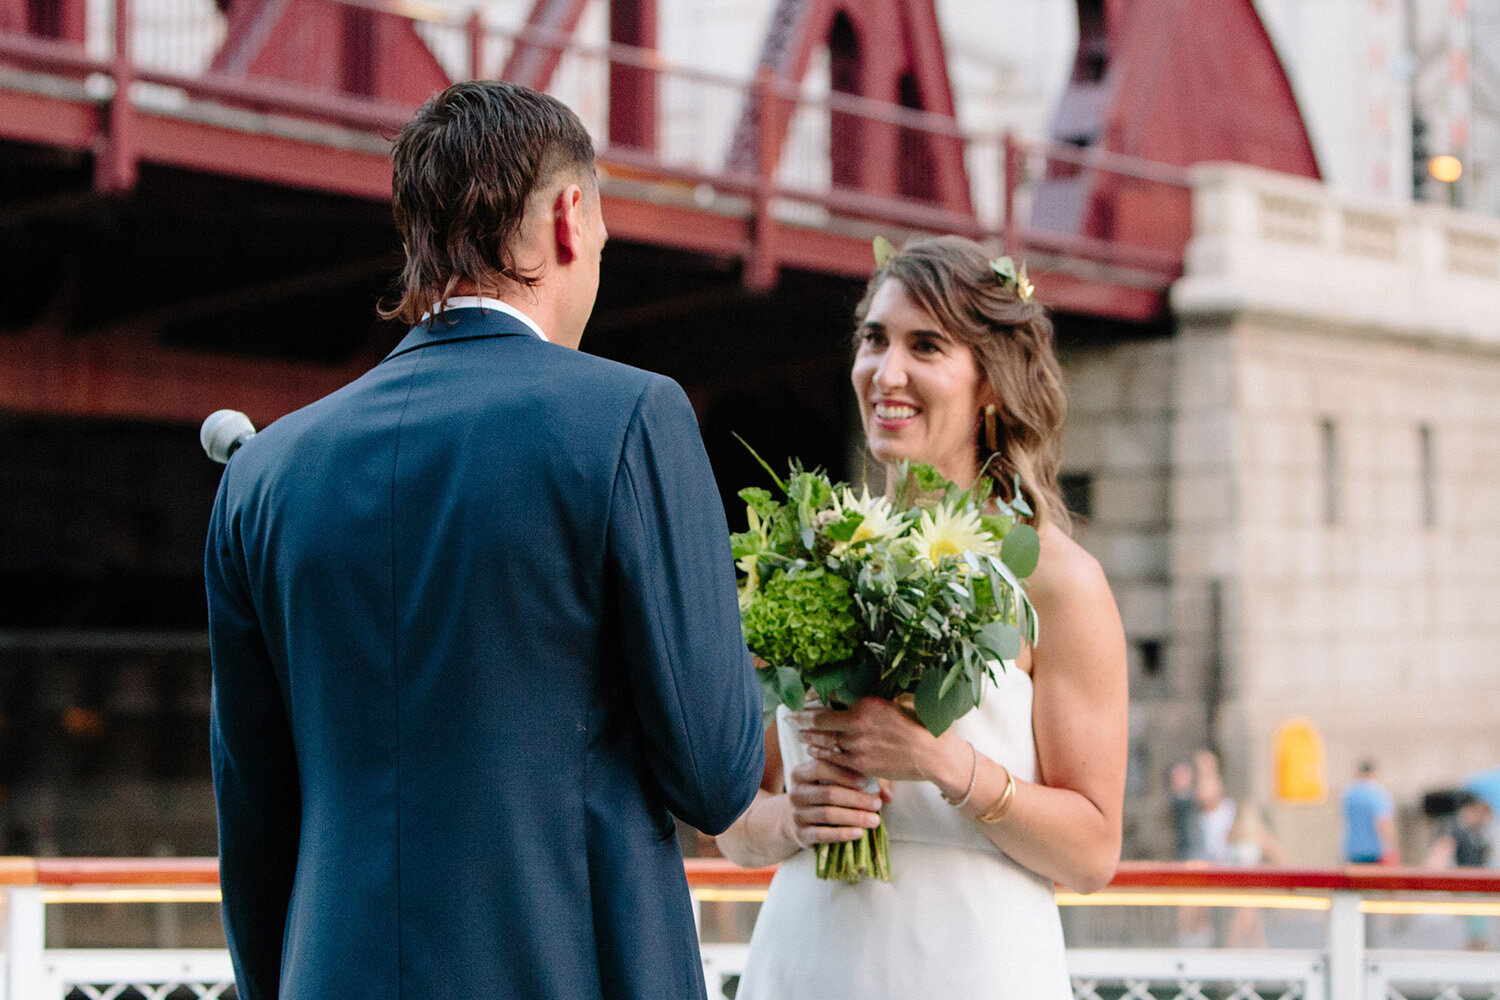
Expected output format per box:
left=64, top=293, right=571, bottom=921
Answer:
left=552, top=182, right=586, bottom=266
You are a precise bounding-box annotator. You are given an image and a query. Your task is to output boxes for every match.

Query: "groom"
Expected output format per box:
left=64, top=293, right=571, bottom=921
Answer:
left=205, top=81, right=765, bottom=1000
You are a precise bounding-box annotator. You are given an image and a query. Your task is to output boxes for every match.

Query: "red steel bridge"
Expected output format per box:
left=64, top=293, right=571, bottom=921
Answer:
left=0, top=0, right=1320, bottom=427
left=0, top=0, right=1322, bottom=859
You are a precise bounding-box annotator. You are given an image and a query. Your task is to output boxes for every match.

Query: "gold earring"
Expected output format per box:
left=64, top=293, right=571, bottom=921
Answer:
left=983, top=404, right=998, bottom=454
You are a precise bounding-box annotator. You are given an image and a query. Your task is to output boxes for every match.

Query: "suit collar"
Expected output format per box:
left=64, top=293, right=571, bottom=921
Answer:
left=384, top=307, right=546, bottom=363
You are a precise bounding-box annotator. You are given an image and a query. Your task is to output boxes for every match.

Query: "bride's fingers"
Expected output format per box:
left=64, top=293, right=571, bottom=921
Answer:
left=798, top=731, right=840, bottom=753
left=787, top=778, right=882, bottom=813
left=790, top=757, right=870, bottom=789
left=793, top=814, right=879, bottom=844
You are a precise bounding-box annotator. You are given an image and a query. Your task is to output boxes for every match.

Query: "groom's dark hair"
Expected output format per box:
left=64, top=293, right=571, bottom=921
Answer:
left=381, top=80, right=596, bottom=325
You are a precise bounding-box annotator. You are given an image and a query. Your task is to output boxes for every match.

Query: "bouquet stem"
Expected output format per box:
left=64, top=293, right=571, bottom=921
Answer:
left=814, top=817, right=891, bottom=882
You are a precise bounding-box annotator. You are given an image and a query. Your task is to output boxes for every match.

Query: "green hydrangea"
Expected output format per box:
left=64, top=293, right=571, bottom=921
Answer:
left=742, top=570, right=857, bottom=670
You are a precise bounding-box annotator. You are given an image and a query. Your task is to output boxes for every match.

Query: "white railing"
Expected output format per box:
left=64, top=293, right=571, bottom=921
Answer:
left=2, top=860, right=1497, bottom=1000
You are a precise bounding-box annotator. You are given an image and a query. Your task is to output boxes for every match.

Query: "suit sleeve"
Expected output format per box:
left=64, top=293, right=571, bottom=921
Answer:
left=205, top=472, right=301, bottom=1000
left=606, top=377, right=766, bottom=835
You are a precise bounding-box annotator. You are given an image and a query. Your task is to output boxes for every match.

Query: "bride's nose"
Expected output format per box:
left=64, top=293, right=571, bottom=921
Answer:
left=873, top=350, right=908, bottom=392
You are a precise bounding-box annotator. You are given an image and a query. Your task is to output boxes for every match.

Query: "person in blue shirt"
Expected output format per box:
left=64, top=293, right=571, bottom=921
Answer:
left=1343, top=759, right=1399, bottom=864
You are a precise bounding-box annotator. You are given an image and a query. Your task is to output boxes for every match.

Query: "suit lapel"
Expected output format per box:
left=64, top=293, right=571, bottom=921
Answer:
left=384, top=307, right=542, bottom=363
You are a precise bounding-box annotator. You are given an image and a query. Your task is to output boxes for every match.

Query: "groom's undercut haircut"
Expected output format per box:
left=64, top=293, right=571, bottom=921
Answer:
left=382, top=80, right=597, bottom=325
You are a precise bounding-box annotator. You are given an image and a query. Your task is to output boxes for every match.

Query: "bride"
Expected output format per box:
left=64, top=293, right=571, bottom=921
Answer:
left=717, top=236, right=1128, bottom=999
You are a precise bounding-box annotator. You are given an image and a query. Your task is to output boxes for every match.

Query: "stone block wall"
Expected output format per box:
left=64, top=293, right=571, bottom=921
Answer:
left=1229, top=320, right=1500, bottom=863
left=1169, top=162, right=1500, bottom=864
left=1060, top=340, right=1188, bottom=859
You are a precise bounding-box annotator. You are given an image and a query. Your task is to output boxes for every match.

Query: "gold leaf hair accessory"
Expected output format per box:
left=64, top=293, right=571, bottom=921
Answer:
left=873, top=235, right=896, bottom=268
left=989, top=255, right=1035, bottom=302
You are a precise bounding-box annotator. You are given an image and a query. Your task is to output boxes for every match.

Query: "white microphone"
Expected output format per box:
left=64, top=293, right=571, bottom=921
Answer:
left=201, top=409, right=257, bottom=464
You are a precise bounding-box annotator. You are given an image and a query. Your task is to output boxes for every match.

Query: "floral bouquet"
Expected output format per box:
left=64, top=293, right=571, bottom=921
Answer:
left=731, top=445, right=1041, bottom=882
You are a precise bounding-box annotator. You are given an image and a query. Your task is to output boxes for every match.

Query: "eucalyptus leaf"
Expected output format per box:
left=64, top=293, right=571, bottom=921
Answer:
left=841, top=658, right=881, bottom=702
left=761, top=683, right=784, bottom=724
left=775, top=666, right=805, bottom=711
left=977, top=620, right=1022, bottom=661
left=1009, top=474, right=1033, bottom=516
left=914, top=667, right=973, bottom=738
left=811, top=662, right=851, bottom=705
left=1000, top=523, right=1040, bottom=578
left=938, top=659, right=961, bottom=699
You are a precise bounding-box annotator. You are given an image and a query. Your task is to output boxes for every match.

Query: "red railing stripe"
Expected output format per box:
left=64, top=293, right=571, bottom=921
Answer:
left=2, top=858, right=1498, bottom=894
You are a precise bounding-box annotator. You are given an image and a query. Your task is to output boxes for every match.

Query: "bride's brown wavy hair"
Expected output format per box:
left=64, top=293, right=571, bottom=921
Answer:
left=854, top=235, right=1072, bottom=532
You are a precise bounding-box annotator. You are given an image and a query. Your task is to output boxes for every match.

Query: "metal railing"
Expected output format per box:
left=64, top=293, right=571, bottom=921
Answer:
left=0, top=0, right=1192, bottom=292
left=1, top=857, right=1496, bottom=1000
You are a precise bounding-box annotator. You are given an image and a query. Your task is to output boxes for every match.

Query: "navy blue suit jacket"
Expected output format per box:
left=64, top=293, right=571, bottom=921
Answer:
left=205, top=308, right=765, bottom=1000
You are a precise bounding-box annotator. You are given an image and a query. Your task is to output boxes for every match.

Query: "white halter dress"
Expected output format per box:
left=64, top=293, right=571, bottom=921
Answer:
left=736, top=667, right=1071, bottom=1000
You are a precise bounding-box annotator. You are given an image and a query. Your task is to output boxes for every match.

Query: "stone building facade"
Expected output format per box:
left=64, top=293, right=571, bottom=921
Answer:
left=1069, top=163, right=1500, bottom=862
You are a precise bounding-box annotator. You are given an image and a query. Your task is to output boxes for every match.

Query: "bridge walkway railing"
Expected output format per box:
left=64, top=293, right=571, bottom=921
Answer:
left=1, top=857, right=1497, bottom=999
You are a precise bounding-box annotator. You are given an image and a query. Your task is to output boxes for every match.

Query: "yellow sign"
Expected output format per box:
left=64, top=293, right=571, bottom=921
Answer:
left=1275, top=718, right=1327, bottom=804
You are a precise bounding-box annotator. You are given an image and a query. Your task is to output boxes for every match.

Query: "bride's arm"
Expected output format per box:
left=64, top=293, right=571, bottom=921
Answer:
left=802, top=528, right=1128, bottom=893
left=967, top=534, right=1127, bottom=892
left=715, top=721, right=885, bottom=868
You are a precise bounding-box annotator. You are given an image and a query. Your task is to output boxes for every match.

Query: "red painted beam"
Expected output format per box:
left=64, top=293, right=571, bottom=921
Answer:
left=0, top=80, right=98, bottom=149
left=5, top=856, right=1500, bottom=896
left=608, top=0, right=658, bottom=152
left=132, top=111, right=392, bottom=199
left=0, top=75, right=1172, bottom=327
left=0, top=329, right=370, bottom=427
left=599, top=193, right=748, bottom=258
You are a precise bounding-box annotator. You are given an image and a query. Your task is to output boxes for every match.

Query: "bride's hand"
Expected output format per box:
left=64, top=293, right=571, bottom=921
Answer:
left=803, top=698, right=967, bottom=789
left=786, top=757, right=884, bottom=848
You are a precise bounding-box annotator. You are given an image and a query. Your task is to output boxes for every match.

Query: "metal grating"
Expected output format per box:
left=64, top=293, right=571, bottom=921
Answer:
left=64, top=986, right=236, bottom=1000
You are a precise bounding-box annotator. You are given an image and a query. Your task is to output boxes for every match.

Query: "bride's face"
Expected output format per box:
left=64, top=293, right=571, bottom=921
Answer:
left=851, top=279, right=991, bottom=485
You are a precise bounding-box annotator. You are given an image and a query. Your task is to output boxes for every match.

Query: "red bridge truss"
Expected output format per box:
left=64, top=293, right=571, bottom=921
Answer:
left=0, top=0, right=1317, bottom=426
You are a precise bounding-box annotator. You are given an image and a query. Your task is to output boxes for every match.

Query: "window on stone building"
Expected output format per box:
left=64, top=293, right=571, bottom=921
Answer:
left=1418, top=423, right=1437, bottom=528
left=1320, top=418, right=1339, bottom=525
left=1137, top=638, right=1163, bottom=676
left=1059, top=472, right=1094, bottom=519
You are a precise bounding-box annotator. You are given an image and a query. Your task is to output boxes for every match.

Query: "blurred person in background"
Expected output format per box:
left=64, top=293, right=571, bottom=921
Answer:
left=1426, top=793, right=1493, bottom=950
left=1168, top=760, right=1202, bottom=862
left=1195, top=749, right=1235, bottom=865
left=1343, top=759, right=1399, bottom=865
left=1224, top=802, right=1283, bottom=947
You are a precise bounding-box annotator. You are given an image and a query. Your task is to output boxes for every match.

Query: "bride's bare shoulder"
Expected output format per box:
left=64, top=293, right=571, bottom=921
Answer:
left=1026, top=522, right=1110, bottom=609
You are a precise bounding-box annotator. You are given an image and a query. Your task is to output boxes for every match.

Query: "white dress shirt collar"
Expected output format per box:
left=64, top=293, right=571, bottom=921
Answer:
left=422, top=296, right=549, bottom=342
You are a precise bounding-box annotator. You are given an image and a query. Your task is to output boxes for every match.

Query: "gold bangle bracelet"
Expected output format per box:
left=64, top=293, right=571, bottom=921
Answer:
left=976, top=765, right=1016, bottom=824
